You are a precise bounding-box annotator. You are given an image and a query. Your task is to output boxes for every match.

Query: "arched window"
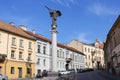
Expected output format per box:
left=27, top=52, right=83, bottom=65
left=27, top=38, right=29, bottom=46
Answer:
left=37, top=58, right=40, bottom=65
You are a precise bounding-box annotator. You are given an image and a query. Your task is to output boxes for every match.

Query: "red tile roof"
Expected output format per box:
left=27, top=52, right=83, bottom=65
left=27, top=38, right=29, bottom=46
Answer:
left=25, top=31, right=84, bottom=55
left=0, top=20, right=35, bottom=40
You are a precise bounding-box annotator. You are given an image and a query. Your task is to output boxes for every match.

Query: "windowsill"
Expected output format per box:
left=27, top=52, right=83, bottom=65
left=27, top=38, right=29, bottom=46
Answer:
left=19, top=46, right=24, bottom=48
left=11, top=44, right=16, bottom=46
left=19, top=47, right=24, bottom=51
left=11, top=44, right=17, bottom=49
left=19, top=58, right=24, bottom=60
left=28, top=48, right=32, bottom=50
left=27, top=59, right=32, bottom=61
left=11, top=73, right=14, bottom=74
left=11, top=57, right=16, bottom=59
left=28, top=48, right=33, bottom=52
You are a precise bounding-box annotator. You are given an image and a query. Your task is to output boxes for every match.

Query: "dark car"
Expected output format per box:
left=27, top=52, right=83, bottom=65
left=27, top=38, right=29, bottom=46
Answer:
left=77, top=68, right=94, bottom=73
left=42, top=70, right=48, bottom=77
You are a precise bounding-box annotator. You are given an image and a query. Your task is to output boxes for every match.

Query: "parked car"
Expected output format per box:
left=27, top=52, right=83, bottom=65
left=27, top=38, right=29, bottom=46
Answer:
left=0, top=74, right=8, bottom=80
left=77, top=68, right=94, bottom=73
left=68, top=69, right=76, bottom=74
left=58, top=70, right=70, bottom=75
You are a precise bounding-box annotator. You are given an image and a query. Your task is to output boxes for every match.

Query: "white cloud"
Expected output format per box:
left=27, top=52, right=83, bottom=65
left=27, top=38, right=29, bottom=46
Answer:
left=50, top=0, right=79, bottom=8
left=88, top=3, right=120, bottom=16
left=78, top=33, right=91, bottom=43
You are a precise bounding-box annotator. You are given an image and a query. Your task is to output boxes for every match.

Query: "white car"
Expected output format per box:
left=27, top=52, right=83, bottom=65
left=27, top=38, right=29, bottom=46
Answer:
left=58, top=70, right=71, bottom=75
left=0, top=74, right=8, bottom=80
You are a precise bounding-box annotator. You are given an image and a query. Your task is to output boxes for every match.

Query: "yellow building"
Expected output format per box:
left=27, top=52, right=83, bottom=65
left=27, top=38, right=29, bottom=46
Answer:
left=0, top=21, right=36, bottom=79
left=68, top=40, right=105, bottom=69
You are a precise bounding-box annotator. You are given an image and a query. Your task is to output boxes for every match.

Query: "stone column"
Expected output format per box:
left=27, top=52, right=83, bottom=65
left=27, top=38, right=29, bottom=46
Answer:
left=50, top=26, right=58, bottom=72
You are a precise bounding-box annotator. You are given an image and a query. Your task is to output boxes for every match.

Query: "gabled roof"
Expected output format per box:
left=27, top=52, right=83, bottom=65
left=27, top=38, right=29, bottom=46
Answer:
left=0, top=20, right=35, bottom=40
left=25, top=31, right=84, bottom=55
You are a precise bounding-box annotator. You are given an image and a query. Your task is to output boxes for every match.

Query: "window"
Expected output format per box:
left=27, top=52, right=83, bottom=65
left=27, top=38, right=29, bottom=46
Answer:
left=43, top=46, right=46, bottom=54
left=11, top=67, right=14, bottom=74
left=63, top=52, right=64, bottom=58
left=11, top=50, right=15, bottom=58
left=12, top=37, right=16, bottom=45
left=89, top=55, right=90, bottom=59
left=57, top=62, right=59, bottom=67
left=19, top=39, right=23, bottom=47
left=60, top=49, right=62, bottom=58
left=57, top=50, right=59, bottom=57
left=27, top=68, right=31, bottom=74
left=19, top=52, right=22, bottom=59
left=85, top=47, right=87, bottom=52
left=37, top=58, right=40, bottom=65
left=86, top=55, right=87, bottom=59
left=43, top=59, right=46, bottom=66
left=88, top=48, right=90, bottom=52
left=28, top=42, right=32, bottom=49
left=50, top=48, right=52, bottom=56
left=66, top=51, right=69, bottom=58
left=37, top=45, right=40, bottom=53
left=28, top=53, right=31, bottom=61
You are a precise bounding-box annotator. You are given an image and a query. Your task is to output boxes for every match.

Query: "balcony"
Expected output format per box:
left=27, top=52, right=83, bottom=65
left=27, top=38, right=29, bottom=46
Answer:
left=0, top=54, right=7, bottom=61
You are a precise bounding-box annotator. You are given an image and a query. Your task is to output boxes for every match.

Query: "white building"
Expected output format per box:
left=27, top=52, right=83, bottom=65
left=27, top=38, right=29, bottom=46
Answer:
left=26, top=31, right=85, bottom=74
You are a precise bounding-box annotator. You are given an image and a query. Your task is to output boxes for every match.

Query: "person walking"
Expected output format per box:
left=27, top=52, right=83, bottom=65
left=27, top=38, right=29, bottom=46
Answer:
left=36, top=70, right=43, bottom=80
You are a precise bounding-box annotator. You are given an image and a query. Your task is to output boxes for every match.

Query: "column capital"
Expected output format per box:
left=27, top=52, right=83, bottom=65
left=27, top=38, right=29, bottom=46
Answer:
left=50, top=29, right=58, bottom=33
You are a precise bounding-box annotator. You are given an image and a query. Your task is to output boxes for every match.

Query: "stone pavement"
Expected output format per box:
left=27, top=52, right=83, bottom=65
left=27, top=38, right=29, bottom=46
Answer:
left=9, top=71, right=120, bottom=80
left=69, top=70, right=120, bottom=80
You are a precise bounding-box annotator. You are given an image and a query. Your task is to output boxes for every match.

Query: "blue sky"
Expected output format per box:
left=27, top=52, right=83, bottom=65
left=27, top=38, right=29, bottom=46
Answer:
left=0, top=0, right=120, bottom=44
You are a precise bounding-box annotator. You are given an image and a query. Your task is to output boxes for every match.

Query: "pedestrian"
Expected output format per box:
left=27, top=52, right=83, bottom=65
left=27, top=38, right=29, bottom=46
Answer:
left=36, top=69, right=43, bottom=80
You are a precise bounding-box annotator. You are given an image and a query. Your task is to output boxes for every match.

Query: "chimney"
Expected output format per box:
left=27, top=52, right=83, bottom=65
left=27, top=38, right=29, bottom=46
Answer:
left=32, top=30, right=35, bottom=34
left=19, top=25, right=28, bottom=31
